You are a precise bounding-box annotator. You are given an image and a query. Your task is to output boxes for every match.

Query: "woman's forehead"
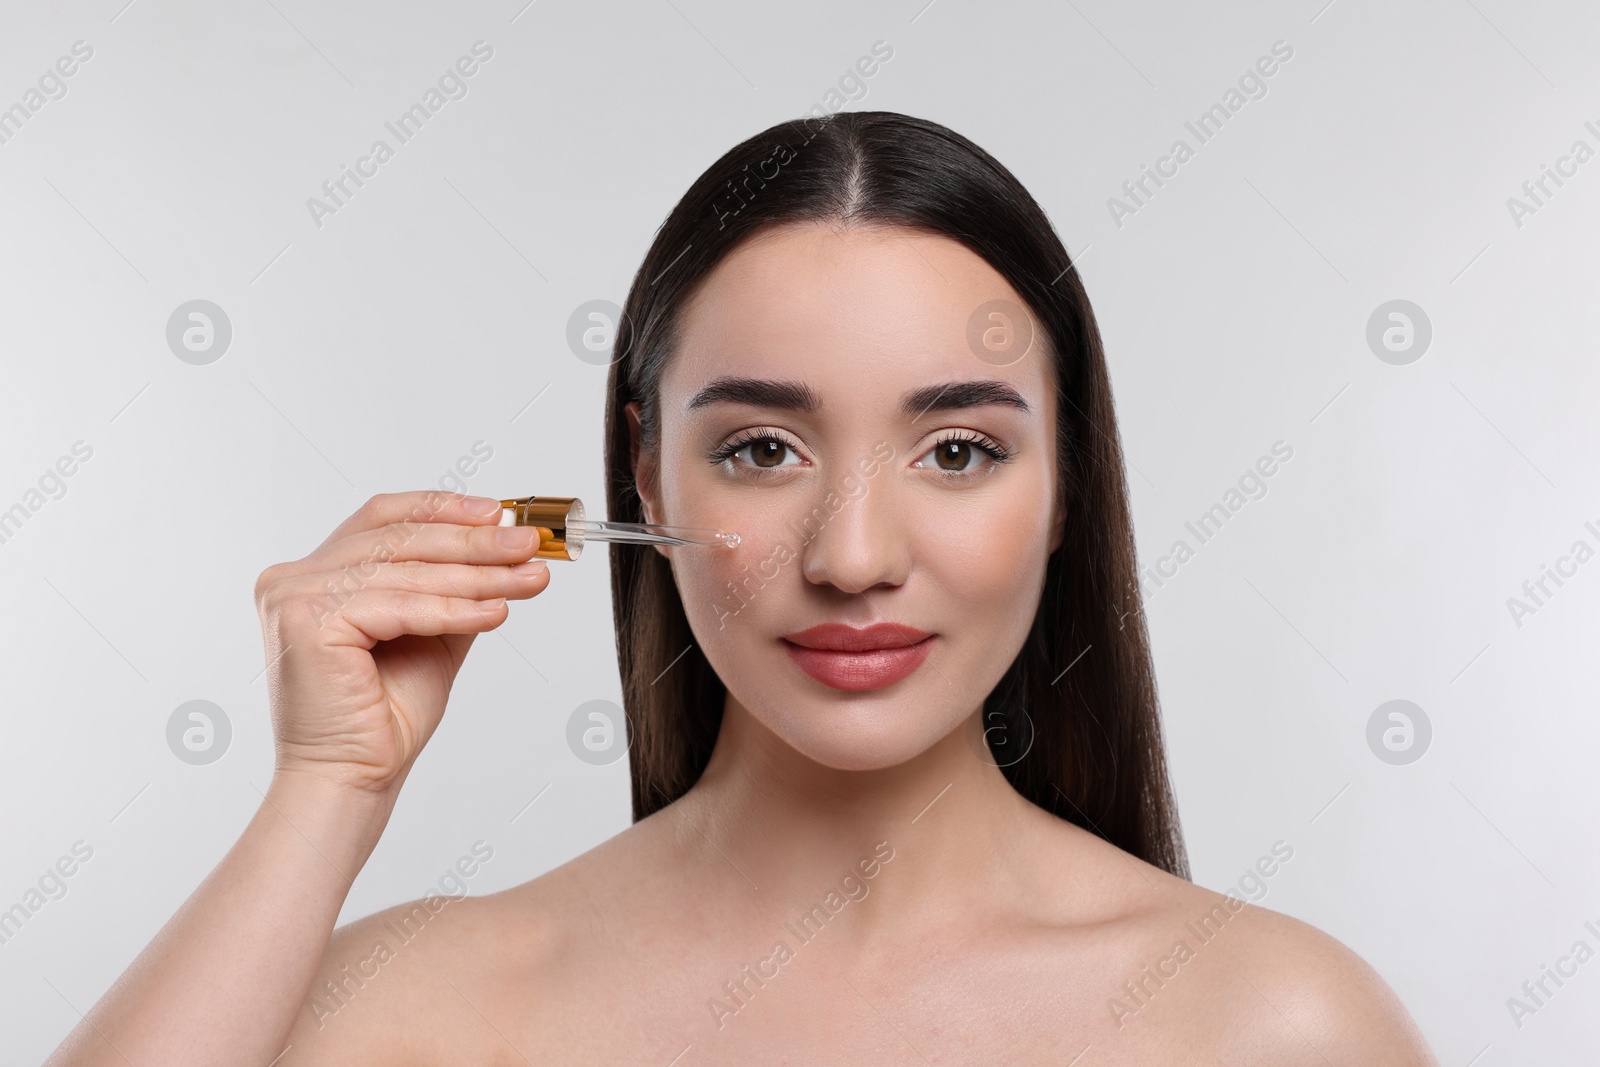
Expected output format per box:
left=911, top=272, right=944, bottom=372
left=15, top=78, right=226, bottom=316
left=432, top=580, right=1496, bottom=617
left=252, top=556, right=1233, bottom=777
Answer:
left=680, top=222, right=1014, bottom=335
left=664, top=223, right=1051, bottom=411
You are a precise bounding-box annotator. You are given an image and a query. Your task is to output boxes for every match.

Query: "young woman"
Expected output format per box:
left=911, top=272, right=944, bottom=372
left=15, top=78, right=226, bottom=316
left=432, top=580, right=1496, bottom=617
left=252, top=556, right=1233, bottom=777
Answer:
left=48, top=111, right=1438, bottom=1065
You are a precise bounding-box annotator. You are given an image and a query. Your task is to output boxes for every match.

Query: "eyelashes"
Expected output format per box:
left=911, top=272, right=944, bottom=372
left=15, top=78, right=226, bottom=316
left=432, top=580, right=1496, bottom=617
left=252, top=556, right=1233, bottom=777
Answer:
left=706, top=428, right=1014, bottom=481
left=706, top=429, right=800, bottom=471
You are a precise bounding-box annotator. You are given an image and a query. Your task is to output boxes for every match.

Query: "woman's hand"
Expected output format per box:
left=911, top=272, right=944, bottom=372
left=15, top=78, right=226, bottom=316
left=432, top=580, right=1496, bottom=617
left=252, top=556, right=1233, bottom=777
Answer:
left=253, top=491, right=551, bottom=798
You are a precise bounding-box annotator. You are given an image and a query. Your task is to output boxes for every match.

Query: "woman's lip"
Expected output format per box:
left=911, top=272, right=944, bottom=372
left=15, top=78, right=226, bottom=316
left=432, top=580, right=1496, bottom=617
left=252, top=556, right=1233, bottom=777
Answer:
left=781, top=622, right=935, bottom=651
left=779, top=635, right=937, bottom=691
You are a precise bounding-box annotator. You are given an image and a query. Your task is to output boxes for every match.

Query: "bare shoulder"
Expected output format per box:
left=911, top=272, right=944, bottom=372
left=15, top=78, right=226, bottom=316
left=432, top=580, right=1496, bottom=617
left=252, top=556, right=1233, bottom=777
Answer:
left=1227, top=899, right=1439, bottom=1065
left=1143, top=876, right=1440, bottom=1065
left=1021, top=818, right=1437, bottom=1064
left=275, top=834, right=623, bottom=1066
left=272, top=890, right=515, bottom=1065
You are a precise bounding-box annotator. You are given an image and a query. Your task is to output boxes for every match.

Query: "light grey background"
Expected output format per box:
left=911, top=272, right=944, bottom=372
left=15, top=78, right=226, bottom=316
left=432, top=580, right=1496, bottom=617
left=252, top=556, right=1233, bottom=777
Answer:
left=3, top=0, right=1597, bottom=1060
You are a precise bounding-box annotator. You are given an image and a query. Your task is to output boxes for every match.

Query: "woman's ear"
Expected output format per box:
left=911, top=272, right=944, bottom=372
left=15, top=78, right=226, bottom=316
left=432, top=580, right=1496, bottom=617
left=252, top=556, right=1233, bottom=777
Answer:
left=1049, top=492, right=1066, bottom=555
left=625, top=401, right=656, bottom=523
left=625, top=402, right=672, bottom=562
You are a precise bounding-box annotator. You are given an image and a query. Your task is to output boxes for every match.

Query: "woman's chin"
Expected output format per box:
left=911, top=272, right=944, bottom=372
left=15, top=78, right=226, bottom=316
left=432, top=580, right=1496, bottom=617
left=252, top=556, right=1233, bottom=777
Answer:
left=766, top=716, right=951, bottom=773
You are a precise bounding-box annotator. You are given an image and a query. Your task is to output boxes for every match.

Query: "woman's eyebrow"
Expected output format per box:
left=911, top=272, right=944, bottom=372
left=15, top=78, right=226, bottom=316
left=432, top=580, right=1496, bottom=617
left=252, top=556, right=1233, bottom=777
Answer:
left=686, top=376, right=1031, bottom=417
left=902, top=380, right=1032, bottom=418
left=687, top=377, right=822, bottom=413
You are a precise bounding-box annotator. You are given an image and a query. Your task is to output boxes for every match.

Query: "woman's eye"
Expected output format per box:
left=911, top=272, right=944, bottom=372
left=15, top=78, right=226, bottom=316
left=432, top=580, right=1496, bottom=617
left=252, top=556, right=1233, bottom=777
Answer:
left=722, top=435, right=802, bottom=470
left=915, top=436, right=1009, bottom=476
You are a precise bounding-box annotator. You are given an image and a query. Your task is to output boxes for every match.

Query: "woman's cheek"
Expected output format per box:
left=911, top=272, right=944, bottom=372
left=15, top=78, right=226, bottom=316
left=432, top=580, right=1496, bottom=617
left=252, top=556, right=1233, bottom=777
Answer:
left=940, top=489, right=1051, bottom=604
left=675, top=510, right=785, bottom=639
left=661, top=466, right=761, bottom=629
left=679, top=546, right=740, bottom=637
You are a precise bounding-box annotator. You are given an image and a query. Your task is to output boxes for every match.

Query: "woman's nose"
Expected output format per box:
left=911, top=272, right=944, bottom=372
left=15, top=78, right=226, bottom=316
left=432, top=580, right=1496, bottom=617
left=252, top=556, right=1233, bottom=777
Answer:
left=795, top=477, right=911, bottom=594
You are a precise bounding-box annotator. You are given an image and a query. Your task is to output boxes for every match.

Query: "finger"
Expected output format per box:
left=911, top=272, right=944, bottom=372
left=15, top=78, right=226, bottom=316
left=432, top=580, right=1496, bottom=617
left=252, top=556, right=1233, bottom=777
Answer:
left=317, top=491, right=509, bottom=551
left=275, top=557, right=551, bottom=605
left=309, top=520, right=552, bottom=577
left=316, top=590, right=511, bottom=645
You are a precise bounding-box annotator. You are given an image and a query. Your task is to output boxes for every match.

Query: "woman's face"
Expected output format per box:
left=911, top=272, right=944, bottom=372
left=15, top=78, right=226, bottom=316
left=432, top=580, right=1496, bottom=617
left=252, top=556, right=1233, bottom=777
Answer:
left=628, top=221, right=1064, bottom=772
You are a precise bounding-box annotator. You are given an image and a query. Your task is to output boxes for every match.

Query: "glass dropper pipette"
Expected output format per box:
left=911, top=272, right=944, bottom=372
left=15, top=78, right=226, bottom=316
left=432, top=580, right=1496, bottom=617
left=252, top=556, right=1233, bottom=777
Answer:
left=499, top=496, right=740, bottom=562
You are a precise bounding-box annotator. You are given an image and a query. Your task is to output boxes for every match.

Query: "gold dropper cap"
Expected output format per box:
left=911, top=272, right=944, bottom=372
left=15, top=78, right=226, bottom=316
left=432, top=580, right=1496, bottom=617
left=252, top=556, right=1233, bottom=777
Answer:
left=499, top=496, right=585, bottom=561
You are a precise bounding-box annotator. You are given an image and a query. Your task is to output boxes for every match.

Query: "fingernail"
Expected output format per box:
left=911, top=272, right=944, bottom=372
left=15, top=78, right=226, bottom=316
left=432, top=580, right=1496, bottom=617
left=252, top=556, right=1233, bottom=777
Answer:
left=477, top=597, right=507, bottom=612
left=464, top=496, right=503, bottom=516
left=512, top=559, right=548, bottom=576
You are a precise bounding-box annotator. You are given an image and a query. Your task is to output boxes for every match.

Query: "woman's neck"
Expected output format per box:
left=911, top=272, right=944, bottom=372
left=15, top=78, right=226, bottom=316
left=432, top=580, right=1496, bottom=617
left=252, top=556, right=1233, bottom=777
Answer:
left=668, top=690, right=1063, bottom=948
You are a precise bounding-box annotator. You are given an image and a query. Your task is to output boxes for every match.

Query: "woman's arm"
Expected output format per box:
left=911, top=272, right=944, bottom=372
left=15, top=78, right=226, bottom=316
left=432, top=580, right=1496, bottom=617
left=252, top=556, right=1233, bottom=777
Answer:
left=43, top=771, right=394, bottom=1066
left=43, top=491, right=552, bottom=1065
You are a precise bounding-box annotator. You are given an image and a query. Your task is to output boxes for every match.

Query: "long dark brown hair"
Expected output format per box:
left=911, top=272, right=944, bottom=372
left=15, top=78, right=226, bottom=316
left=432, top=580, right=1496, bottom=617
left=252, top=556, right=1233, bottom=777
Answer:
left=603, top=110, right=1189, bottom=880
